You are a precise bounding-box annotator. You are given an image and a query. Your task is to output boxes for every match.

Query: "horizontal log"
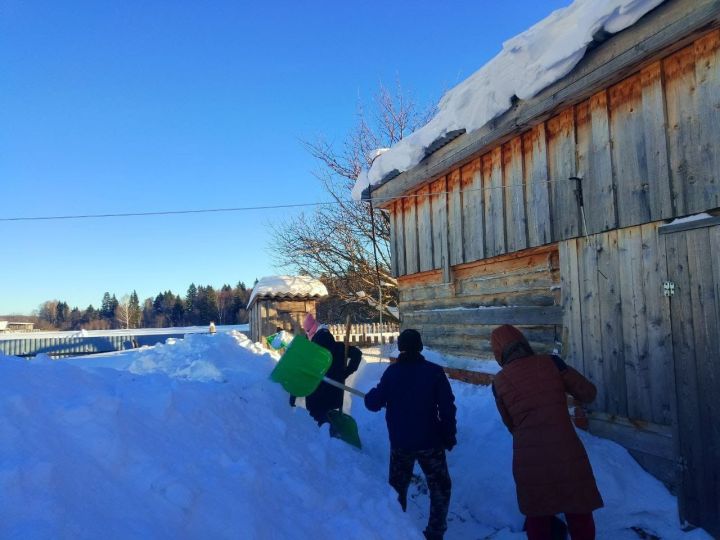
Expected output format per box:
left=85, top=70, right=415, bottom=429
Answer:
left=403, top=305, right=563, bottom=326
left=587, top=412, right=674, bottom=460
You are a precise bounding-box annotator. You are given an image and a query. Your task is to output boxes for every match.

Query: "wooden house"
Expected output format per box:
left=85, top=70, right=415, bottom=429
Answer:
left=248, top=275, right=328, bottom=344
left=363, top=0, right=720, bottom=533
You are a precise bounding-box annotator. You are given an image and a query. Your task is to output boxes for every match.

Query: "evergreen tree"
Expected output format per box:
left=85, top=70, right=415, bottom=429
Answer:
left=56, top=301, right=70, bottom=327
left=185, top=283, right=199, bottom=325
left=101, top=293, right=115, bottom=319
left=171, top=297, right=185, bottom=326
left=129, top=291, right=141, bottom=328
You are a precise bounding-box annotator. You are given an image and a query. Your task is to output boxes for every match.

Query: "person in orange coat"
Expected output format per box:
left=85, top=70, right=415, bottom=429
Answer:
left=490, top=324, right=603, bottom=540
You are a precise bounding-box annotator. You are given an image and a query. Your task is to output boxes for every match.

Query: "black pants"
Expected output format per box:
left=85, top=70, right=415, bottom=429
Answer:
left=389, top=448, right=451, bottom=539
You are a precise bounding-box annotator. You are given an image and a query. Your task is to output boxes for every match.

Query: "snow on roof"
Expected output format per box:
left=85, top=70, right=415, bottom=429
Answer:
left=248, top=275, right=329, bottom=307
left=352, top=0, right=665, bottom=200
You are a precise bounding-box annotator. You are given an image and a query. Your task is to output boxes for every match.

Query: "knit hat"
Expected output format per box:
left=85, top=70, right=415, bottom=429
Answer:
left=302, top=313, right=319, bottom=340
left=397, top=329, right=423, bottom=354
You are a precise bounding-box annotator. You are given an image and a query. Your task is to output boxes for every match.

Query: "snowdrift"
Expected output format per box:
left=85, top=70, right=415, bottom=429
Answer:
left=0, top=333, right=711, bottom=539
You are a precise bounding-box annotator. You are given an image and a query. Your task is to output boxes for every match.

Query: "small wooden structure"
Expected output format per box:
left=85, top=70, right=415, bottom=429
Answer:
left=365, top=0, right=720, bottom=534
left=248, top=275, right=328, bottom=345
left=0, top=321, right=35, bottom=333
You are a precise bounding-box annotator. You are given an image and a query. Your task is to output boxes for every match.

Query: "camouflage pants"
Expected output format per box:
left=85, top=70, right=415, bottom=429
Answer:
left=389, top=448, right=451, bottom=539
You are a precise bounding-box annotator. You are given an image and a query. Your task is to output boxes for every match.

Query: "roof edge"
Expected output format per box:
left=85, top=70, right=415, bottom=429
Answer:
left=370, top=0, right=720, bottom=206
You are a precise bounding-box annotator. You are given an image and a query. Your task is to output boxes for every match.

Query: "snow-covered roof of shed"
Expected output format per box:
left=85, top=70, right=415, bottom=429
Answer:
left=352, top=0, right=665, bottom=200
left=248, top=275, right=329, bottom=307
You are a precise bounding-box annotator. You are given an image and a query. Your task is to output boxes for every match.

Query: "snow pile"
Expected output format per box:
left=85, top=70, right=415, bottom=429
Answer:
left=248, top=275, right=329, bottom=307
left=353, top=0, right=665, bottom=199
left=0, top=334, right=711, bottom=539
left=0, top=334, right=417, bottom=540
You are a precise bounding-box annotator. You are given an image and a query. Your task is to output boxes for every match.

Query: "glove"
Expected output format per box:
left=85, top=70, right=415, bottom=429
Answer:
left=444, top=434, right=457, bottom=452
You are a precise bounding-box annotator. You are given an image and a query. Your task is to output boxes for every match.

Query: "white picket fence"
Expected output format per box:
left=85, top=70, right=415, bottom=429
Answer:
left=326, top=323, right=399, bottom=346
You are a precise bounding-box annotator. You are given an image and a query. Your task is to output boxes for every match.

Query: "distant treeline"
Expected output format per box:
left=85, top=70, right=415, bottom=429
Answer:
left=34, top=282, right=252, bottom=331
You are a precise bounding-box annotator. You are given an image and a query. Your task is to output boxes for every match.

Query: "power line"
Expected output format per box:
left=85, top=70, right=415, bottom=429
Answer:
left=0, top=201, right=337, bottom=222
left=0, top=177, right=576, bottom=222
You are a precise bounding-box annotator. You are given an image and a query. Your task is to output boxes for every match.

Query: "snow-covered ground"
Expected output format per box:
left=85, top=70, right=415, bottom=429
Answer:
left=0, top=333, right=711, bottom=539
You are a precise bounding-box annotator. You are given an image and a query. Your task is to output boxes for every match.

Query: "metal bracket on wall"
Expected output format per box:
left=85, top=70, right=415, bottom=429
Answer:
left=663, top=281, right=676, bottom=297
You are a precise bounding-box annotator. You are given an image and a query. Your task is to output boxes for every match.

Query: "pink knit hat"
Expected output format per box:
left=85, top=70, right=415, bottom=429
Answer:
left=303, top=313, right=319, bottom=339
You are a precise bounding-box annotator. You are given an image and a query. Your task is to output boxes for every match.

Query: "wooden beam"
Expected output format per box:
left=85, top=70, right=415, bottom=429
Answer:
left=402, top=305, right=563, bottom=326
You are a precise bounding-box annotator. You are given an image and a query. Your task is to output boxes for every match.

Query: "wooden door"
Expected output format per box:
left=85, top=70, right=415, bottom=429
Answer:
left=662, top=219, right=720, bottom=536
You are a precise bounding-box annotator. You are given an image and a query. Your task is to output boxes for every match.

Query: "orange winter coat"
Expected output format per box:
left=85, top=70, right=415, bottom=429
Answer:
left=491, top=325, right=603, bottom=517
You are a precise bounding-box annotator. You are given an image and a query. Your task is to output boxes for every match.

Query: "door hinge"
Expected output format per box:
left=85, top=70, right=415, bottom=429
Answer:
left=663, top=281, right=676, bottom=297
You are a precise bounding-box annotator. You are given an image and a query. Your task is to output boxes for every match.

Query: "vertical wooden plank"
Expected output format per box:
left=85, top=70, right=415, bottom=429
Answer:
left=403, top=191, right=419, bottom=275
left=461, top=159, right=484, bottom=262
left=596, top=230, right=627, bottom=417
left=416, top=185, right=433, bottom=273
left=447, top=169, right=464, bottom=266
left=640, top=62, right=674, bottom=220
left=640, top=223, right=675, bottom=426
left=389, top=201, right=399, bottom=277
left=430, top=177, right=450, bottom=281
left=482, top=153, right=497, bottom=257
left=685, top=227, right=720, bottom=530
left=395, top=200, right=406, bottom=276
left=618, top=226, right=652, bottom=420
left=559, top=239, right=584, bottom=372
left=665, top=231, right=705, bottom=526
left=484, top=147, right=505, bottom=256
left=578, top=236, right=606, bottom=410
left=547, top=109, right=579, bottom=241
left=664, top=45, right=698, bottom=216
left=589, top=91, right=617, bottom=232
left=694, top=30, right=720, bottom=212
left=503, top=137, right=528, bottom=253
left=523, top=124, right=552, bottom=247
left=609, top=76, right=651, bottom=228
left=577, top=94, right=617, bottom=234
left=707, top=225, right=720, bottom=533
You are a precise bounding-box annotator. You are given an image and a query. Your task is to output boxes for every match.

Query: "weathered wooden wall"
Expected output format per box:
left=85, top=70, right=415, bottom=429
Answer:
left=661, top=220, right=720, bottom=534
left=559, top=222, right=677, bottom=484
left=399, top=245, right=562, bottom=359
left=249, top=299, right=316, bottom=344
left=388, top=30, right=720, bottom=279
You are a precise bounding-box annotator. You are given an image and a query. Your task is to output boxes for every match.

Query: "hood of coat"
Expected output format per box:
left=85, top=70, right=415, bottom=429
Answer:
left=490, top=324, right=534, bottom=366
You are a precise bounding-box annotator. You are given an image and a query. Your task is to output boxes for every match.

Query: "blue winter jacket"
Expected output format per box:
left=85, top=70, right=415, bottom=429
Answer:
left=364, top=352, right=457, bottom=451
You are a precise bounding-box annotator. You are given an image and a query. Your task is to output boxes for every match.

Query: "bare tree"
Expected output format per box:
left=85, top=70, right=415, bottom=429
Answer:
left=115, top=294, right=132, bottom=330
left=271, top=82, right=433, bottom=321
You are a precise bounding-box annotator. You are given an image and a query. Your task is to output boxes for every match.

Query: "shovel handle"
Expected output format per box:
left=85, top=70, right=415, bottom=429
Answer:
left=322, top=376, right=366, bottom=398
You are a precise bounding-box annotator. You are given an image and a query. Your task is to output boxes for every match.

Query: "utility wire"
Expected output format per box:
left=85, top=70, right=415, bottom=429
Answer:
left=1, top=177, right=577, bottom=222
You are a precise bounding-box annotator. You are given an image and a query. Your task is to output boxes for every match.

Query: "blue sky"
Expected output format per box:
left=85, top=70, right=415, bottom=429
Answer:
left=0, top=0, right=569, bottom=315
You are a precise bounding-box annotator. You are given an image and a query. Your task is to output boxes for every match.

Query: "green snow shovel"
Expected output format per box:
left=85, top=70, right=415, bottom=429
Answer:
left=270, top=335, right=366, bottom=448
left=270, top=335, right=366, bottom=398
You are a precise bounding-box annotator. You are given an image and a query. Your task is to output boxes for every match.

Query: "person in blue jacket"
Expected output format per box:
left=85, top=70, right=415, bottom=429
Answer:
left=364, top=329, right=457, bottom=540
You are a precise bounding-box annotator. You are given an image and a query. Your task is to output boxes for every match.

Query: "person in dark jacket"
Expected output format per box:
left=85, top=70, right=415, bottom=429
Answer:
left=364, top=329, right=456, bottom=540
left=301, top=327, right=362, bottom=426
left=490, top=324, right=603, bottom=540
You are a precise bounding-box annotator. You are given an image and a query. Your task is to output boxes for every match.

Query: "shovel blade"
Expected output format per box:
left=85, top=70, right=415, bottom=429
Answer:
left=270, top=335, right=332, bottom=397
left=327, top=410, right=362, bottom=449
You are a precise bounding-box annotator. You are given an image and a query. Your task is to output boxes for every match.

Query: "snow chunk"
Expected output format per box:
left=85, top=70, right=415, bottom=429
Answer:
left=248, top=275, right=328, bottom=307
left=353, top=0, right=665, bottom=200
left=668, top=212, right=714, bottom=225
